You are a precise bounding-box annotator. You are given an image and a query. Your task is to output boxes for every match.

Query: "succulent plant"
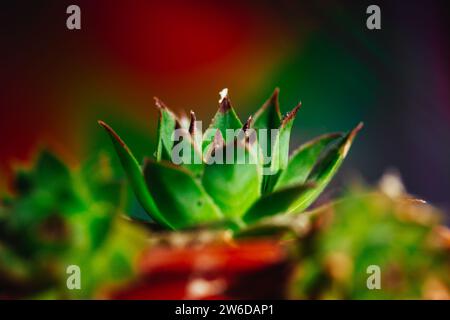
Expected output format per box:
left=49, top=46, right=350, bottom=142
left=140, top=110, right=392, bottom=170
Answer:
left=99, top=88, right=363, bottom=230
left=290, top=176, right=450, bottom=299
left=0, top=151, right=148, bottom=299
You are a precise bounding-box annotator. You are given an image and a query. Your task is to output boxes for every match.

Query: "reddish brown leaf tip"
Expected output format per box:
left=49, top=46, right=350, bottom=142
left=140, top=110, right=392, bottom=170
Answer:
left=342, top=122, right=364, bottom=157
left=268, top=87, right=280, bottom=102
left=270, top=87, right=281, bottom=111
left=243, top=115, right=253, bottom=132
left=348, top=122, right=364, bottom=141
left=282, top=102, right=302, bottom=126
left=218, top=88, right=232, bottom=113
left=153, top=97, right=168, bottom=110
left=98, top=120, right=128, bottom=151
left=219, top=97, right=232, bottom=113
left=189, top=110, right=196, bottom=135
left=256, top=88, right=282, bottom=120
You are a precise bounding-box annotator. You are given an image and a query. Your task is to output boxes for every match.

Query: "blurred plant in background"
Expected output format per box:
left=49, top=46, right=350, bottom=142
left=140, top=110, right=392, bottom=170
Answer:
left=0, top=151, right=148, bottom=299
left=289, top=175, right=450, bottom=299
left=0, top=151, right=449, bottom=300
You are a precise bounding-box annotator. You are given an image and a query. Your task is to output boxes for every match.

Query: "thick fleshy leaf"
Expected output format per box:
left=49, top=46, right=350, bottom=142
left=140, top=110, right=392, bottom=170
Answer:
left=98, top=121, right=173, bottom=229
left=287, top=122, right=364, bottom=213
left=143, top=159, right=223, bottom=229
left=274, top=133, right=343, bottom=190
left=252, top=89, right=282, bottom=178
left=202, top=138, right=262, bottom=221
left=202, top=89, right=242, bottom=152
left=154, top=97, right=177, bottom=161
left=252, top=88, right=282, bottom=133
left=171, top=111, right=204, bottom=176
left=243, top=183, right=315, bottom=224
left=262, top=103, right=301, bottom=193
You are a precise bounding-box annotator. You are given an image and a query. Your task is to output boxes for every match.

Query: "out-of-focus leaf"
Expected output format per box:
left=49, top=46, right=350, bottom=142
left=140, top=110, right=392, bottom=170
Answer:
left=0, top=242, right=31, bottom=281
left=13, top=170, right=34, bottom=196
left=275, top=133, right=343, bottom=190
left=154, top=97, right=177, bottom=161
left=98, top=121, right=172, bottom=229
left=202, top=89, right=242, bottom=152
left=288, top=123, right=363, bottom=213
left=143, top=159, right=223, bottom=229
left=243, top=183, right=315, bottom=224
left=202, top=139, right=262, bottom=221
left=80, top=154, right=123, bottom=207
left=34, top=150, right=71, bottom=186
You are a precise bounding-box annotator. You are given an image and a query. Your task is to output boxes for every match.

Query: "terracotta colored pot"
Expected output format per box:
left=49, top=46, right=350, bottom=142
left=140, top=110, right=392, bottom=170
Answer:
left=112, top=240, right=293, bottom=299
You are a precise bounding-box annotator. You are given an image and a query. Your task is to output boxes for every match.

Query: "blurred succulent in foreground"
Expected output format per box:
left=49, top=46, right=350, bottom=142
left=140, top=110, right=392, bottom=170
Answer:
left=288, top=175, right=450, bottom=299
left=0, top=151, right=148, bottom=299
left=99, top=88, right=362, bottom=230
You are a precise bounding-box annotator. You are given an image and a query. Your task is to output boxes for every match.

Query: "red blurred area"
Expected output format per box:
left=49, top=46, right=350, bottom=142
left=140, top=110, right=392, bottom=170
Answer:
left=0, top=1, right=290, bottom=192
left=112, top=240, right=292, bottom=300
left=89, top=1, right=257, bottom=75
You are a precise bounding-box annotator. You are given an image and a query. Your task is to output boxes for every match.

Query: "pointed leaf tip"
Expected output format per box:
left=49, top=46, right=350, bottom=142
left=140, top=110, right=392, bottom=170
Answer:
left=281, top=102, right=302, bottom=127
left=274, top=132, right=344, bottom=190
left=270, top=87, right=281, bottom=112
left=243, top=115, right=253, bottom=132
left=219, top=88, right=228, bottom=103
left=99, top=120, right=172, bottom=228
left=218, top=88, right=233, bottom=113
left=203, top=90, right=242, bottom=151
left=154, top=96, right=169, bottom=110
left=98, top=120, right=129, bottom=151
left=253, top=88, right=282, bottom=129
left=189, top=110, right=196, bottom=135
left=286, top=122, right=363, bottom=213
left=342, top=122, right=364, bottom=157
left=219, top=97, right=232, bottom=113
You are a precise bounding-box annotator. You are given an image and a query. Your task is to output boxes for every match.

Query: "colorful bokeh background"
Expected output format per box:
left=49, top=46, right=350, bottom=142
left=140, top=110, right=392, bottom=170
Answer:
left=1, top=1, right=449, bottom=213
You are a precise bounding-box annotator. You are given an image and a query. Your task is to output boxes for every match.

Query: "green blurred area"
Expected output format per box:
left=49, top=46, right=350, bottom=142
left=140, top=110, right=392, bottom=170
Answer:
left=292, top=187, right=450, bottom=299
left=0, top=151, right=148, bottom=299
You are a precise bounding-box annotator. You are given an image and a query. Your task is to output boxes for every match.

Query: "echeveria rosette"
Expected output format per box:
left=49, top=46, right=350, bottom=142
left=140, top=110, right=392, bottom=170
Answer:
left=99, top=88, right=363, bottom=230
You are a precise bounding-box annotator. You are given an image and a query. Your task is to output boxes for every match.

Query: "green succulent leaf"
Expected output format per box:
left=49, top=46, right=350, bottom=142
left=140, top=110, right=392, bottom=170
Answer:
left=252, top=89, right=281, bottom=188
left=243, top=183, right=315, bottom=224
left=275, top=133, right=344, bottom=190
left=171, top=111, right=204, bottom=176
left=202, top=139, right=262, bottom=221
left=143, top=159, right=223, bottom=229
left=262, top=103, right=301, bottom=194
left=287, top=122, right=364, bottom=213
left=154, top=98, right=177, bottom=161
left=202, top=89, right=242, bottom=152
left=98, top=121, right=172, bottom=229
left=252, top=88, right=282, bottom=134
